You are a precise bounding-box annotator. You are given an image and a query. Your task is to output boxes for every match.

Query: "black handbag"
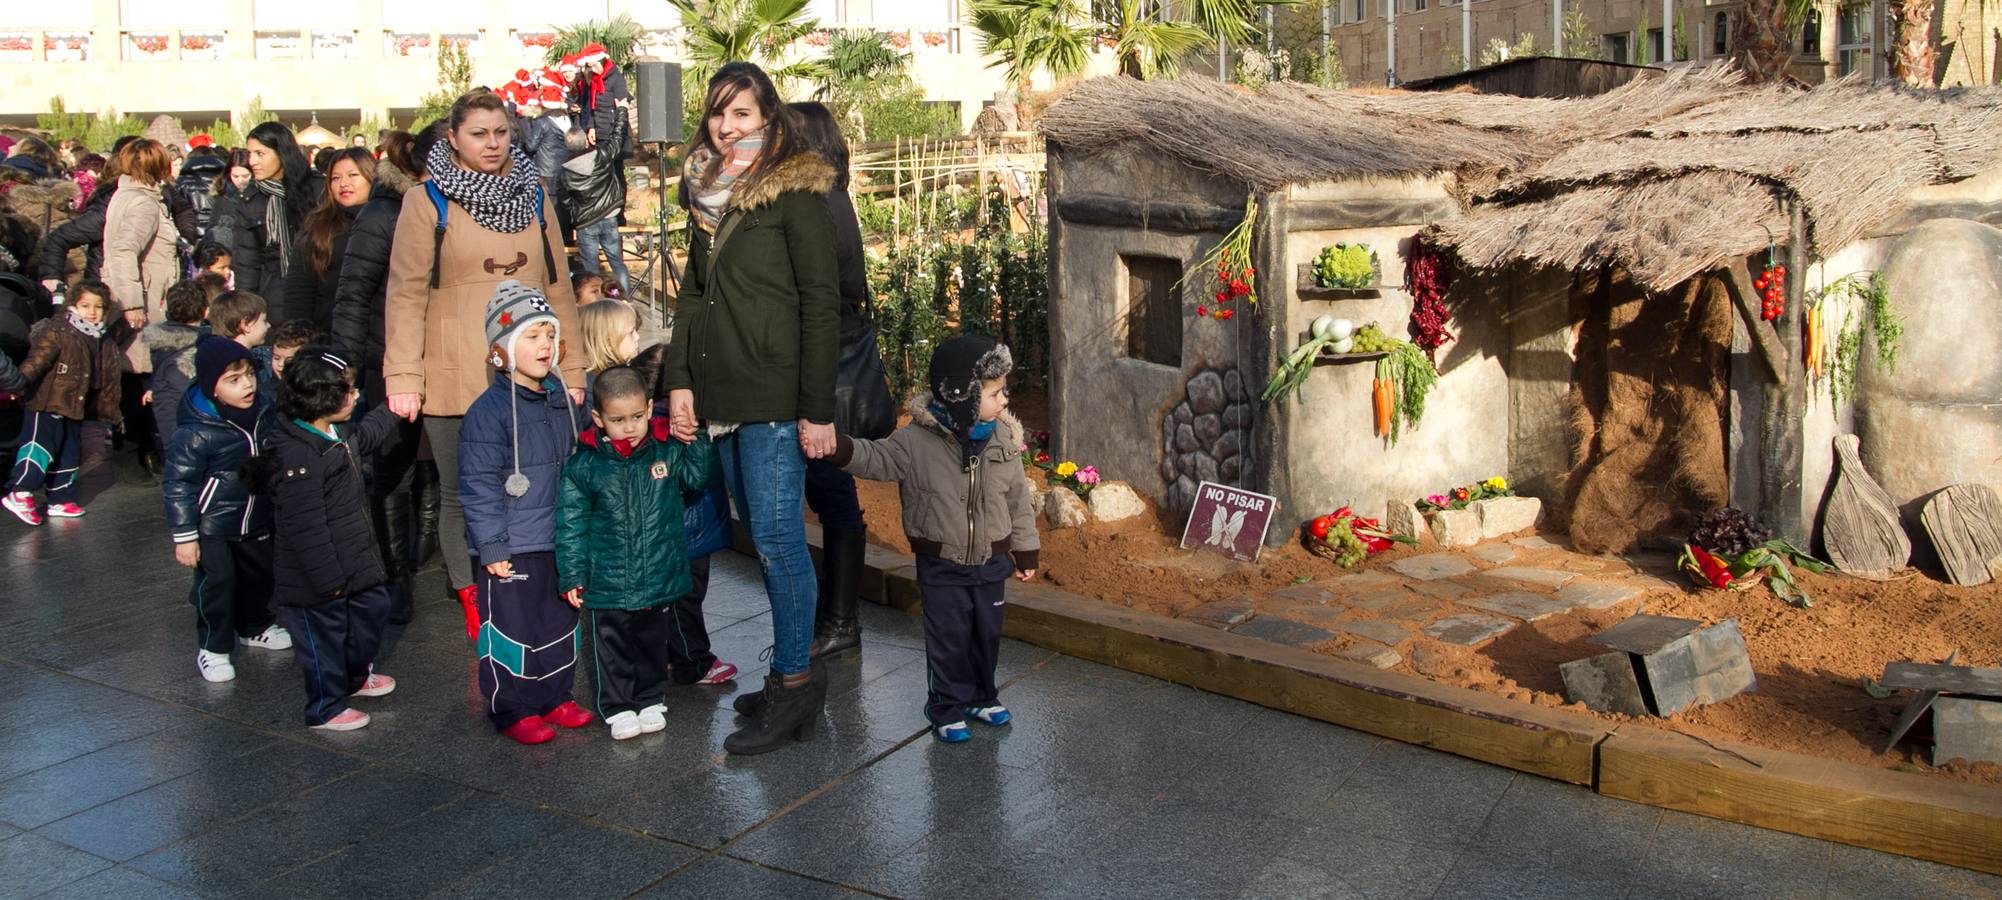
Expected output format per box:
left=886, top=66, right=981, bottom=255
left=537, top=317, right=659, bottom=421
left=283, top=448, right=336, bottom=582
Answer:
left=835, top=303, right=897, bottom=441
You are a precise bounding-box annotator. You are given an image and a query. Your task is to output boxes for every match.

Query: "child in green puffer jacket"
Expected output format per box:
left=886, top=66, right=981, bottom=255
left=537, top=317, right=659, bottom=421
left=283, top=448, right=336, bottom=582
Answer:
left=555, top=364, right=716, bottom=741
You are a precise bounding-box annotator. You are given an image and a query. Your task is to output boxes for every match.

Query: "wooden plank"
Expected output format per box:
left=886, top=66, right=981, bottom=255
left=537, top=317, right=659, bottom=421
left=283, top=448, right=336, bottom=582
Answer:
left=1920, top=484, right=2002, bottom=587
left=1599, top=726, right=2002, bottom=876
left=998, top=580, right=1606, bottom=785
left=1881, top=663, right=2002, bottom=696
left=1720, top=263, right=1788, bottom=385
left=1285, top=198, right=1461, bottom=232
left=1823, top=433, right=1912, bottom=578
left=1051, top=193, right=1245, bottom=234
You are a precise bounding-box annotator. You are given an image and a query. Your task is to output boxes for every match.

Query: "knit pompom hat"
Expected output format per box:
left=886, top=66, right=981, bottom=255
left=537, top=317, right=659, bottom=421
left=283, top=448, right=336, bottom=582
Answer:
left=486, top=279, right=561, bottom=372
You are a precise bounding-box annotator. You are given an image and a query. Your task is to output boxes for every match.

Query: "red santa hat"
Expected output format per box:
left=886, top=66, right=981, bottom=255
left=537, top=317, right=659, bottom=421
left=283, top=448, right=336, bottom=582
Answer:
left=577, top=43, right=611, bottom=67
left=537, top=66, right=568, bottom=90
left=187, top=134, right=215, bottom=150
left=558, top=53, right=581, bottom=77
left=536, top=86, right=566, bottom=109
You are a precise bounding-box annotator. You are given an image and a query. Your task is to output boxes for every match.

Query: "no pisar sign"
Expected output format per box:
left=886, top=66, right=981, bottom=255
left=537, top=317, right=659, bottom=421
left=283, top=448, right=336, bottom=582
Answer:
left=1180, top=481, right=1279, bottom=562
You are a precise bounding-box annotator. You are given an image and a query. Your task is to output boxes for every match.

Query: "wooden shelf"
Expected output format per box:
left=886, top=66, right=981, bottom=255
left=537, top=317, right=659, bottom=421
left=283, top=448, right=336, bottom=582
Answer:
left=1311, top=350, right=1389, bottom=366
left=1296, top=262, right=1385, bottom=301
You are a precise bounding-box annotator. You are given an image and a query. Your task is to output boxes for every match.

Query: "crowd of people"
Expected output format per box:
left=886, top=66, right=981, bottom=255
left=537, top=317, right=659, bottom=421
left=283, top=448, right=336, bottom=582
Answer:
left=0, top=56, right=1041, bottom=752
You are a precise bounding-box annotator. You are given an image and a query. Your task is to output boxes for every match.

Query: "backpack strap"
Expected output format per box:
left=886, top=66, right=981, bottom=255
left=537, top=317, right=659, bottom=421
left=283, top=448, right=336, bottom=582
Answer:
left=535, top=184, right=557, bottom=285
left=424, top=182, right=449, bottom=289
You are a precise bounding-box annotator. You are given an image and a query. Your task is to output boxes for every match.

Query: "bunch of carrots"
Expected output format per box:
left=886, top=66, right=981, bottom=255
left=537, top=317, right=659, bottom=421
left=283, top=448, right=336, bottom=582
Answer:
left=1372, top=359, right=1395, bottom=437
left=1804, top=302, right=1825, bottom=377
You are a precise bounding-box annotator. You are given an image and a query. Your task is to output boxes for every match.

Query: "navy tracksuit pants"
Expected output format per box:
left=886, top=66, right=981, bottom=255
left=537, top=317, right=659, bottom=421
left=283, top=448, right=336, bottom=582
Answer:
left=190, top=532, right=277, bottom=654
left=280, top=585, right=391, bottom=726
left=664, top=555, right=717, bottom=684
left=917, top=554, right=1012, bottom=726
left=7, top=412, right=82, bottom=504
left=476, top=552, right=579, bottom=730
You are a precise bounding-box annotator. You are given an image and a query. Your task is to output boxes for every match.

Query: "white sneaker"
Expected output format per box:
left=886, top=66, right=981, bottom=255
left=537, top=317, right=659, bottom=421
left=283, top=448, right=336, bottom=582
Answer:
left=197, top=650, right=236, bottom=683
left=353, top=672, right=396, bottom=698
left=242, top=624, right=293, bottom=651
left=636, top=703, right=667, bottom=734
left=606, top=710, right=642, bottom=741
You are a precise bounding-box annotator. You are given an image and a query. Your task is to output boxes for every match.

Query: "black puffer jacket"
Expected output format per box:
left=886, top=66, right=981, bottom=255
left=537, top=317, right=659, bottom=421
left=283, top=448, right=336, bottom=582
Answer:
left=266, top=403, right=398, bottom=606
left=329, top=176, right=408, bottom=392
left=559, top=116, right=627, bottom=228
left=211, top=172, right=325, bottom=305
left=276, top=206, right=356, bottom=329
left=162, top=389, right=274, bottom=543
left=175, top=154, right=228, bottom=236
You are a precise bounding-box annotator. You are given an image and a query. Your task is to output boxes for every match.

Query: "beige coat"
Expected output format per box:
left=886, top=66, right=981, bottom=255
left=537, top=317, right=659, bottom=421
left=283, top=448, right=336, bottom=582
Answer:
left=382, top=166, right=582, bottom=417
left=104, top=176, right=179, bottom=372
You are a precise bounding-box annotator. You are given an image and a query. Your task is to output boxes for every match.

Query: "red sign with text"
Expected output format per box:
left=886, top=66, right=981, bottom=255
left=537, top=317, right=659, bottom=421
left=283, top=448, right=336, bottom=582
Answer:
left=1179, top=481, right=1279, bottom=562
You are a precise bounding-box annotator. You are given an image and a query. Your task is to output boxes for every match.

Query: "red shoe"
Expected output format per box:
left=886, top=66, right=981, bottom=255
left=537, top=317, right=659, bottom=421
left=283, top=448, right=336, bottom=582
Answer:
left=457, top=584, right=480, bottom=641
left=543, top=701, right=595, bottom=729
left=501, top=716, right=556, bottom=745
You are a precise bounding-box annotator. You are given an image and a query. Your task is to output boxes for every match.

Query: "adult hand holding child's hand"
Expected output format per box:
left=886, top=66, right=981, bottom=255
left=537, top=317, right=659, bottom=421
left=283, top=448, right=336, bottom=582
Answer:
left=667, top=389, right=698, bottom=443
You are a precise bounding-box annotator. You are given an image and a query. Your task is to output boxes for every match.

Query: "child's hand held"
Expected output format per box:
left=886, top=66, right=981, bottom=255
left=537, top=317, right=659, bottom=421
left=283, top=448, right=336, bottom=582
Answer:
left=174, top=542, right=200, bottom=568
left=564, top=587, right=583, bottom=608
left=1016, top=568, right=1037, bottom=582
left=486, top=560, right=514, bottom=579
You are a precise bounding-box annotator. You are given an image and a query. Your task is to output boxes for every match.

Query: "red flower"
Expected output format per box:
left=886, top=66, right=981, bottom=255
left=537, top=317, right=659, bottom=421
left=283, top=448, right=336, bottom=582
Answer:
left=1220, top=309, right=1235, bottom=320
left=1196, top=306, right=1207, bottom=317
left=1229, top=280, right=1248, bottom=297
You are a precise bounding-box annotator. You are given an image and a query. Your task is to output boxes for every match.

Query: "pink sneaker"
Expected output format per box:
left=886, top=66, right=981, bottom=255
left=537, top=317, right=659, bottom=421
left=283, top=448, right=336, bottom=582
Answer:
left=45, top=502, right=84, bottom=518
left=697, top=661, right=739, bottom=685
left=311, top=708, right=371, bottom=731
left=2, top=493, right=40, bottom=526
left=353, top=672, right=396, bottom=697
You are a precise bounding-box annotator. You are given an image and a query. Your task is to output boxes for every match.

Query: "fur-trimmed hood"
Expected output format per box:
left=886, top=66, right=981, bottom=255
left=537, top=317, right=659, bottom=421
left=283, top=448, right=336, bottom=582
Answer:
left=374, top=160, right=417, bottom=197
left=905, top=391, right=1024, bottom=445
left=4, top=179, right=79, bottom=235
left=728, top=152, right=835, bottom=213
left=142, top=321, right=204, bottom=378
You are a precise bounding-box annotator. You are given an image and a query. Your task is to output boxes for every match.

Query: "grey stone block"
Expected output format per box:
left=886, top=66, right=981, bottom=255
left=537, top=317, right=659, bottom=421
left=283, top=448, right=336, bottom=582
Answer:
left=1188, top=370, right=1227, bottom=415
left=1382, top=599, right=1449, bottom=623
left=1463, top=591, right=1572, bottom=622
left=1172, top=401, right=1193, bottom=425
left=1557, top=581, right=1644, bottom=610
left=1336, top=644, right=1403, bottom=669
left=1932, top=697, right=2002, bottom=766
left=1391, top=553, right=1477, bottom=581
left=1232, top=616, right=1338, bottom=648
left=1474, top=495, right=1543, bottom=538
left=1338, top=620, right=1412, bottom=646
left=1424, top=614, right=1517, bottom=646
left=1428, top=509, right=1483, bottom=547
left=1194, top=413, right=1223, bottom=446
left=1470, top=543, right=1517, bottom=564
left=1511, top=535, right=1565, bottom=551
left=1481, top=566, right=1579, bottom=588
left=1176, top=424, right=1200, bottom=453
left=1561, top=651, right=1652, bottom=715
left=1590, top=614, right=1701, bottom=655
left=1346, top=591, right=1406, bottom=612
left=1181, top=599, right=1254, bottom=630
left=1223, top=367, right=1245, bottom=402
left=1579, top=616, right=1756, bottom=717
left=1268, top=584, right=1340, bottom=605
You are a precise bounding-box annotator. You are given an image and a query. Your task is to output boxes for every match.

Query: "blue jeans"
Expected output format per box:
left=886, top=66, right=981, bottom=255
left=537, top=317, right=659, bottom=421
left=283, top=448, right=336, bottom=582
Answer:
left=574, top=218, right=631, bottom=289
left=716, top=422, right=817, bottom=675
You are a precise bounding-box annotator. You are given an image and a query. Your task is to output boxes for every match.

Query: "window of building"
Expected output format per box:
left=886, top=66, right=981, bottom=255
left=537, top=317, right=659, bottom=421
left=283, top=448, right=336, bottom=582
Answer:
left=1122, top=255, right=1183, bottom=368
left=1604, top=32, right=1629, bottom=64
left=1802, top=8, right=1822, bottom=54
left=255, top=31, right=303, bottom=60
left=123, top=32, right=170, bottom=61
left=1353, top=0, right=1367, bottom=21
left=1409, top=0, right=1427, bottom=12
left=1713, top=12, right=1728, bottom=55
left=313, top=31, right=355, bottom=60
left=1647, top=27, right=1663, bottom=63
left=125, top=0, right=224, bottom=29
left=1836, top=3, right=1870, bottom=75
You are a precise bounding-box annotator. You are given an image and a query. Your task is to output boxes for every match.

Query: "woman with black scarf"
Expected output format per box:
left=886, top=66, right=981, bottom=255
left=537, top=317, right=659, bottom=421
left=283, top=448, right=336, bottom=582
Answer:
left=211, top=123, right=323, bottom=307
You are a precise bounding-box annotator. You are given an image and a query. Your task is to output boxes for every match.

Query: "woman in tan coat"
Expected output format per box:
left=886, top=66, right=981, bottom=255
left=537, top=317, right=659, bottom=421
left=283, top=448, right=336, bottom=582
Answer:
left=384, top=89, right=583, bottom=619
left=103, top=139, right=178, bottom=373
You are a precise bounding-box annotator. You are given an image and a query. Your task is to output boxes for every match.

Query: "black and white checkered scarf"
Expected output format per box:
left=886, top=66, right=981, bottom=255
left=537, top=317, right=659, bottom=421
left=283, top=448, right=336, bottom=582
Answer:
left=425, top=141, right=542, bottom=234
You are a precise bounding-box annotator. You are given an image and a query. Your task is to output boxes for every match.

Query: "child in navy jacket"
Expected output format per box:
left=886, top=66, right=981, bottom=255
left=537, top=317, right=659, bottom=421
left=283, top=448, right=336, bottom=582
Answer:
left=459, top=280, right=592, bottom=745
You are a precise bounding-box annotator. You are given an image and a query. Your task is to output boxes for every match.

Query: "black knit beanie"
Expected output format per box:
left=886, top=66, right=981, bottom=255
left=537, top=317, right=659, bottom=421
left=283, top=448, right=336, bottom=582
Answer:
left=194, top=335, right=255, bottom=399
left=927, top=334, right=1012, bottom=462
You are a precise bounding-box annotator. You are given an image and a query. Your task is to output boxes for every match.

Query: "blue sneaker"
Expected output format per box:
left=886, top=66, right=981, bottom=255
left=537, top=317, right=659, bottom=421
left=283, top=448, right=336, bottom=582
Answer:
left=968, top=705, right=1012, bottom=726
left=933, top=721, right=971, bottom=743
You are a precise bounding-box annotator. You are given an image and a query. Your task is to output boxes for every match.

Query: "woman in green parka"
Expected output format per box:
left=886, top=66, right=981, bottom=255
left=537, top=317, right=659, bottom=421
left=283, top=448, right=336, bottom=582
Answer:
left=556, top=366, right=715, bottom=741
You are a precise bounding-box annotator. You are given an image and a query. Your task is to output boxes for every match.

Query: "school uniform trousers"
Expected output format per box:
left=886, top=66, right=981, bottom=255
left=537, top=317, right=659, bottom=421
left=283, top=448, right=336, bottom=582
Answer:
left=588, top=604, right=671, bottom=718
left=8, top=412, right=82, bottom=503
left=280, top=585, right=391, bottom=726
left=663, top=554, right=718, bottom=684
left=916, top=553, right=1012, bottom=726
left=190, top=531, right=277, bottom=654
left=476, top=551, right=579, bottom=729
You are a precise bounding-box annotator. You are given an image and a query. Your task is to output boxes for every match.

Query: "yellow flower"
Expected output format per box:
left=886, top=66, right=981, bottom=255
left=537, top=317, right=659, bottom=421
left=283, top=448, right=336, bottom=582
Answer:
left=1055, top=461, right=1079, bottom=477
left=1485, top=476, right=1508, bottom=490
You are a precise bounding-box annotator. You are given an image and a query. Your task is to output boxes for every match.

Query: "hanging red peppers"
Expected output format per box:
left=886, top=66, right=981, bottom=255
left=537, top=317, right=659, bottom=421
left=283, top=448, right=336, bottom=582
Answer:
left=1405, top=237, right=1455, bottom=362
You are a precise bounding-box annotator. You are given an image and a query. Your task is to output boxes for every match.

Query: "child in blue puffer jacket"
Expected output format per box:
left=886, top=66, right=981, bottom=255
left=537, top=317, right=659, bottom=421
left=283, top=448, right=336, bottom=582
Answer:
left=459, top=281, right=592, bottom=745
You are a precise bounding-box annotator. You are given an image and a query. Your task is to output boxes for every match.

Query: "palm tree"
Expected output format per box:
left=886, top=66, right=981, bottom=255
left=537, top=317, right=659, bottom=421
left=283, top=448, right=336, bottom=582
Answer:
left=817, top=31, right=915, bottom=137
left=669, top=0, right=828, bottom=89
left=1888, top=0, right=1937, bottom=85
left=549, top=14, right=646, bottom=75
left=1102, top=0, right=1209, bottom=78
left=1729, top=0, right=1816, bottom=83
left=967, top=0, right=1094, bottom=97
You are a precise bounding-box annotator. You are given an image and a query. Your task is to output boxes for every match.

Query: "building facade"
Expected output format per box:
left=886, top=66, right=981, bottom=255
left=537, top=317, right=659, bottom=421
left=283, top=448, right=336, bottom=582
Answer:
left=0, top=0, right=1022, bottom=132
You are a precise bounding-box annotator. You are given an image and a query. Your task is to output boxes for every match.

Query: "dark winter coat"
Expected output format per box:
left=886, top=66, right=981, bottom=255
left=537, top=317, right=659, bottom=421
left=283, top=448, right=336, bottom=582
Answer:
left=277, top=206, right=356, bottom=330
left=31, top=182, right=197, bottom=286
left=834, top=394, right=1039, bottom=571
left=0, top=347, right=25, bottom=396
left=559, top=116, right=627, bottom=229
left=827, top=189, right=868, bottom=324
left=556, top=417, right=714, bottom=610
left=663, top=152, right=840, bottom=426
left=162, top=389, right=274, bottom=543
left=210, top=171, right=325, bottom=305
left=141, top=320, right=206, bottom=437
left=328, top=166, right=415, bottom=387
left=4, top=179, right=78, bottom=277
left=16, top=313, right=133, bottom=424
left=459, top=373, right=582, bottom=567
left=175, top=154, right=227, bottom=235
left=573, top=67, right=633, bottom=158
left=523, top=115, right=571, bottom=186
left=267, top=403, right=399, bottom=606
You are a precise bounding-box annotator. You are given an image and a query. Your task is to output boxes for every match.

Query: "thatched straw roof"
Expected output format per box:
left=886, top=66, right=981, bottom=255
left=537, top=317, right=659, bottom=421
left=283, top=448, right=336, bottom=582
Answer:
left=143, top=114, right=187, bottom=149
left=1039, top=68, right=2002, bottom=290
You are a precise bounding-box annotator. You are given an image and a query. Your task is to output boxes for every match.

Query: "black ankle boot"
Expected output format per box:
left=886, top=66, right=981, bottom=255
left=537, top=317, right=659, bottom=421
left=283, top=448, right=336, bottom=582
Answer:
left=380, top=491, right=415, bottom=625
left=809, top=527, right=866, bottom=659
left=412, top=462, right=441, bottom=570
left=724, top=664, right=827, bottom=755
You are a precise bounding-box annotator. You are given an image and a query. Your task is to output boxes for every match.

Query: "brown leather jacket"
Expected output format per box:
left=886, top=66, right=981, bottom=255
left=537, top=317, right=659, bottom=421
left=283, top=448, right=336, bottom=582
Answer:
left=17, top=314, right=133, bottom=424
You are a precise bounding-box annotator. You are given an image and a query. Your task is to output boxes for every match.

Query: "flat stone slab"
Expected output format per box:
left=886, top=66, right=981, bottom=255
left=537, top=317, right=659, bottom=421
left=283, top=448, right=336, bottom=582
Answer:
left=1470, top=544, right=1517, bottom=564
left=1480, top=566, right=1579, bottom=588
left=1557, top=581, right=1645, bottom=610
left=1510, top=535, right=1565, bottom=551
left=1181, top=599, right=1254, bottom=630
left=1462, top=591, right=1574, bottom=622
left=1410, top=579, right=1476, bottom=600
left=1382, top=599, right=1449, bottom=624
left=1285, top=605, right=1349, bottom=627
left=1590, top=614, right=1702, bottom=655
left=1267, top=584, right=1341, bottom=605
left=1231, top=615, right=1338, bottom=648
left=1390, top=553, right=1477, bottom=581
left=1934, top=697, right=2002, bottom=766
left=1335, top=644, right=1403, bottom=669
left=1423, top=613, right=1518, bottom=646
left=1334, top=571, right=1406, bottom=592
left=1338, top=619, right=1412, bottom=646
left=1880, top=663, right=2002, bottom=696
left=1345, top=590, right=1406, bottom=612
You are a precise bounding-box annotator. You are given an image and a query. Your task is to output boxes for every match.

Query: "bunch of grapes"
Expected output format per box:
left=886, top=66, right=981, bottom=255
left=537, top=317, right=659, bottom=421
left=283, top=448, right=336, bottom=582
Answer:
left=1327, top=516, right=1366, bottom=567
left=1350, top=324, right=1394, bottom=353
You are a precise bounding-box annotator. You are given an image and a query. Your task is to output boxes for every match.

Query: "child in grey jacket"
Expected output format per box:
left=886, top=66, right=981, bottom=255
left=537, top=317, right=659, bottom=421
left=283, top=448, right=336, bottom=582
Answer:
left=830, top=335, right=1037, bottom=743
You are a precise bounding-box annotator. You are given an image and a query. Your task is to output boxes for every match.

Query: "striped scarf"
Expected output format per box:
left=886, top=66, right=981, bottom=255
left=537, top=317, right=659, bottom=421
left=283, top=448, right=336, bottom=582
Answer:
left=683, top=129, right=766, bottom=234
left=254, top=178, right=293, bottom=276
